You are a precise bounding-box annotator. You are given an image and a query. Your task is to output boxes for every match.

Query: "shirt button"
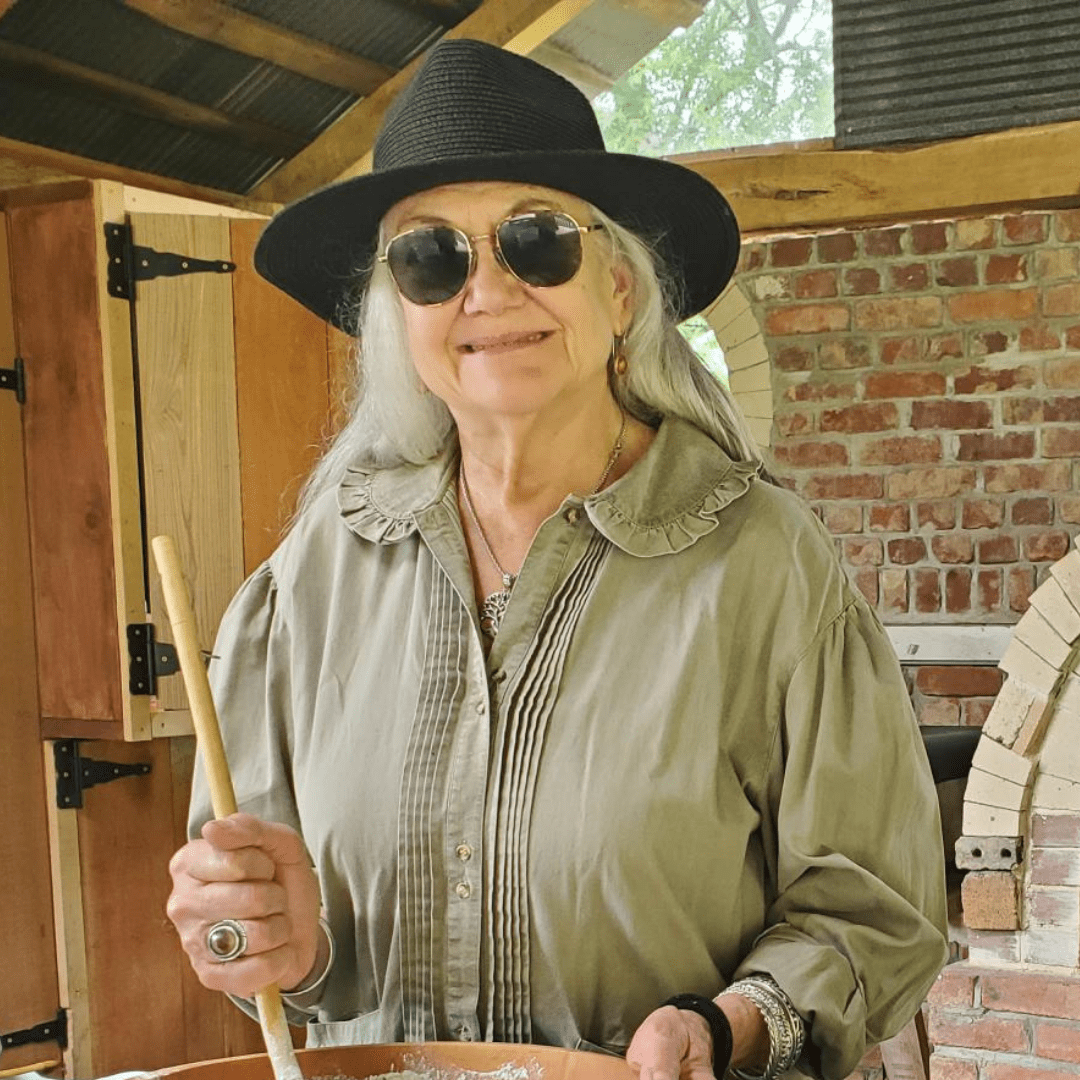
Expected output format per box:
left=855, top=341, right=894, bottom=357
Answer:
left=475, top=700, right=486, bottom=715
left=456, top=1024, right=474, bottom=1042
left=455, top=881, right=472, bottom=899
left=456, top=843, right=473, bottom=862
left=491, top=670, right=507, bottom=684
left=564, top=507, right=581, bottom=525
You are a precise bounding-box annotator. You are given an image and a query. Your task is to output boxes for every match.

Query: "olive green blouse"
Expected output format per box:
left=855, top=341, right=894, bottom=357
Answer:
left=191, top=417, right=948, bottom=1080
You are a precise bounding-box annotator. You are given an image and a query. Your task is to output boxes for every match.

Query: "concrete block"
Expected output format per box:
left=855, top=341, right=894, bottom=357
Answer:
left=1015, top=606, right=1073, bottom=669
left=956, top=835, right=1022, bottom=870
left=1024, top=927, right=1080, bottom=967
left=972, top=733, right=1036, bottom=786
left=1031, top=576, right=1080, bottom=643
left=1040, top=708, right=1080, bottom=783
left=983, top=678, right=1049, bottom=747
left=963, top=801, right=1025, bottom=836
left=999, top=638, right=1060, bottom=696
left=1034, top=772, right=1080, bottom=812
left=964, top=766, right=1030, bottom=811
left=962, top=871, right=1020, bottom=930
left=722, top=335, right=768, bottom=371
left=1049, top=549, right=1080, bottom=614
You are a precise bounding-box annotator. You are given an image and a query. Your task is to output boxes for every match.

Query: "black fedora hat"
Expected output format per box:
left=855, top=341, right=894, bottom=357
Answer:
left=254, top=38, right=740, bottom=330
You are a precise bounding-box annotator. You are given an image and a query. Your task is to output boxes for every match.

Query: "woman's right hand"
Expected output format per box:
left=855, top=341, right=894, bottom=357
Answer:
left=167, top=812, right=323, bottom=998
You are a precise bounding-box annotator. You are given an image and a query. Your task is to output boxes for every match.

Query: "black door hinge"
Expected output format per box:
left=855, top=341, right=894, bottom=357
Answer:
left=1, top=1009, right=68, bottom=1052
left=105, top=221, right=236, bottom=300
left=127, top=622, right=180, bottom=696
left=0, top=356, right=26, bottom=403
left=53, top=740, right=152, bottom=809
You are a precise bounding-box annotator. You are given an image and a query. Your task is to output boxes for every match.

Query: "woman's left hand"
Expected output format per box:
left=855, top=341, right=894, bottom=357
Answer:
left=626, top=1005, right=715, bottom=1080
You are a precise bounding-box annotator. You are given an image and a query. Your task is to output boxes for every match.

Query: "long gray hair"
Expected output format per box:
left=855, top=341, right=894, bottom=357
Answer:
left=294, top=204, right=762, bottom=522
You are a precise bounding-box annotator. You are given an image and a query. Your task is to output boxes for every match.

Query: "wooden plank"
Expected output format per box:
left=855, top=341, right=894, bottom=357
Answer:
left=230, top=217, right=335, bottom=572
left=681, top=119, right=1080, bottom=234
left=9, top=191, right=125, bottom=724
left=0, top=40, right=304, bottom=159
left=251, top=0, right=592, bottom=202
left=43, top=746, right=92, bottom=1079
left=131, top=212, right=245, bottom=714
left=0, top=136, right=281, bottom=216
left=75, top=738, right=194, bottom=1073
left=123, top=0, right=395, bottom=96
left=96, top=180, right=154, bottom=741
left=0, top=210, right=64, bottom=1079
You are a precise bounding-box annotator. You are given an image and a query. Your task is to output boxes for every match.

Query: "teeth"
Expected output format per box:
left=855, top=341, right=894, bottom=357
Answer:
left=464, top=332, right=545, bottom=352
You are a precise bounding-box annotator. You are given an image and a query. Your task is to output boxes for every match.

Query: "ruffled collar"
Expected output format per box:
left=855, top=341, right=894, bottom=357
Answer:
left=337, top=417, right=759, bottom=557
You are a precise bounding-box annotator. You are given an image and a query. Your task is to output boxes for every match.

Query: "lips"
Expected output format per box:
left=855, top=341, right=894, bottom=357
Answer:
left=459, top=330, right=552, bottom=353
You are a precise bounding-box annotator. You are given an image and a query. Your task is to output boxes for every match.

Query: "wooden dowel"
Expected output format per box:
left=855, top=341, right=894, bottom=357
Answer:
left=151, top=534, right=304, bottom=1080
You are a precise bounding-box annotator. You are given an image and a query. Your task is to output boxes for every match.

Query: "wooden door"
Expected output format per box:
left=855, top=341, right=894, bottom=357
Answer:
left=3, top=179, right=350, bottom=1075
left=0, top=196, right=64, bottom=1080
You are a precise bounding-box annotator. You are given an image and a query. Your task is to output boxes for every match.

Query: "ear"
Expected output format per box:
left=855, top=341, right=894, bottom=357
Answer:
left=609, top=256, right=634, bottom=334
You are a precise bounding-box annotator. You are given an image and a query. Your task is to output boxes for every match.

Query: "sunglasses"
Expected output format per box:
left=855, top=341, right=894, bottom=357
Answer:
left=378, top=210, right=604, bottom=306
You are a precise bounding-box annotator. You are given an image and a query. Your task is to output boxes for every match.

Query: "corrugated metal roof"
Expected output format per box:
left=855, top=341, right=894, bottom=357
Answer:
left=232, top=0, right=470, bottom=67
left=834, top=0, right=1080, bottom=147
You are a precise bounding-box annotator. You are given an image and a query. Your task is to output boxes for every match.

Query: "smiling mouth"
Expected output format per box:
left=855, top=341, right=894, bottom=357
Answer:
left=460, top=330, right=553, bottom=353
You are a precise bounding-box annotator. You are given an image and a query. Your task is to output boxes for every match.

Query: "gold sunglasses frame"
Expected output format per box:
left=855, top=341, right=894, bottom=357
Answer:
left=377, top=210, right=604, bottom=306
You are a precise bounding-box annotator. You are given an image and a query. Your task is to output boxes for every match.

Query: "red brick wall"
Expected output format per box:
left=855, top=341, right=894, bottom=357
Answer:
left=738, top=208, right=1080, bottom=627
left=736, top=208, right=1080, bottom=1078
left=927, top=965, right=1080, bottom=1078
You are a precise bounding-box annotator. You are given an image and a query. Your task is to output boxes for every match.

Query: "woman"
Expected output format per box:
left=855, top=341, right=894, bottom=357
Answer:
left=167, top=38, right=948, bottom=1080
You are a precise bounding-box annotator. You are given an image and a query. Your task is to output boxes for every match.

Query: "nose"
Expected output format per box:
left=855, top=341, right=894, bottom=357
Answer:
left=461, top=234, right=525, bottom=315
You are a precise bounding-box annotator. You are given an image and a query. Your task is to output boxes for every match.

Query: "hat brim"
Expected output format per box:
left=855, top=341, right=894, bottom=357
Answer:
left=254, top=150, right=740, bottom=330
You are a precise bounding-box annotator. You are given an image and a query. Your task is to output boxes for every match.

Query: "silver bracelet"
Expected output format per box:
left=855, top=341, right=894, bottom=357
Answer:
left=726, top=975, right=805, bottom=1080
left=281, top=917, right=335, bottom=1006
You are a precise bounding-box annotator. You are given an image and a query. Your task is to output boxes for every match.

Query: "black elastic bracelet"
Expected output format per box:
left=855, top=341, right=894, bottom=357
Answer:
left=662, top=993, right=734, bottom=1080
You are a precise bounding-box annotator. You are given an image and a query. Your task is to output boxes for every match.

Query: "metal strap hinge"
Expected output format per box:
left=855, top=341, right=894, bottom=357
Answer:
left=105, top=222, right=236, bottom=300
left=0, top=1009, right=68, bottom=1051
left=0, top=356, right=26, bottom=403
left=53, top=739, right=152, bottom=809
left=128, top=622, right=180, bottom=696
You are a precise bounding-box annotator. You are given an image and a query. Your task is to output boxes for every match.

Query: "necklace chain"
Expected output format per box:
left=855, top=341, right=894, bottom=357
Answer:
left=460, top=411, right=627, bottom=638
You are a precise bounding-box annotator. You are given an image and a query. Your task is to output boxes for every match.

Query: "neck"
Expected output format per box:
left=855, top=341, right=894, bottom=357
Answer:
left=453, top=398, right=655, bottom=595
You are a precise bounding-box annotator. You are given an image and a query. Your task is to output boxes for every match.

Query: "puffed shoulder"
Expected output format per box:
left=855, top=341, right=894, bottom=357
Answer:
left=585, top=420, right=760, bottom=557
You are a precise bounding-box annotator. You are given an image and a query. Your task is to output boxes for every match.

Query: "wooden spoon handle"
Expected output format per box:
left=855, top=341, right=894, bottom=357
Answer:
left=151, top=534, right=304, bottom=1080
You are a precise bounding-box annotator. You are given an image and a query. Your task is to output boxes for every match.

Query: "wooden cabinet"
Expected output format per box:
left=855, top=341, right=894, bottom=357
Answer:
left=0, top=179, right=348, bottom=1075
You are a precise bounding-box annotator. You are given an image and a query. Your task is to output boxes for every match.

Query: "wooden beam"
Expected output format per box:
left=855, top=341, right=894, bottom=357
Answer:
left=0, top=40, right=305, bottom=158
left=122, top=0, right=395, bottom=96
left=0, top=135, right=280, bottom=215
left=677, top=120, right=1080, bottom=234
left=250, top=0, right=595, bottom=203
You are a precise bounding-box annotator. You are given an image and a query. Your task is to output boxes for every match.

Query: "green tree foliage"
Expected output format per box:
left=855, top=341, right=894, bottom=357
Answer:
left=594, top=0, right=833, bottom=158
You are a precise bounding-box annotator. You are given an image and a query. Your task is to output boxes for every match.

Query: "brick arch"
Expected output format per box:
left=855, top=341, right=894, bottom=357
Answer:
left=958, top=546, right=1080, bottom=966
left=702, top=281, right=772, bottom=451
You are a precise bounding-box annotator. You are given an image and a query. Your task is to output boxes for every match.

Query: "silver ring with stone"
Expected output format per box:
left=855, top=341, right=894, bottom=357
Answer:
left=206, top=919, right=248, bottom=962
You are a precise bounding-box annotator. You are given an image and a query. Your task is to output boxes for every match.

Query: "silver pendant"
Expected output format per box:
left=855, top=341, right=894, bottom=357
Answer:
left=479, top=576, right=514, bottom=638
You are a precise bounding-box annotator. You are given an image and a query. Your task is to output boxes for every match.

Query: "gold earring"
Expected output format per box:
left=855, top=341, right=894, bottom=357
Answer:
left=612, top=334, right=629, bottom=375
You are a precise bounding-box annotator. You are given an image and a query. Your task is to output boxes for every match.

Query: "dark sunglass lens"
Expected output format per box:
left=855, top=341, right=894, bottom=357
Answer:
left=498, top=212, right=583, bottom=288
left=386, top=226, right=471, bottom=304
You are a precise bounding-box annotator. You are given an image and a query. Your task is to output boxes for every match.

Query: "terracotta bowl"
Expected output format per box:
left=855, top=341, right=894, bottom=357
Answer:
left=152, top=1041, right=633, bottom=1080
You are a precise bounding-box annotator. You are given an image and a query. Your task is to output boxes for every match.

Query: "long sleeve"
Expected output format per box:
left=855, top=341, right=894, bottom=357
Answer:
left=735, top=596, right=949, bottom=1079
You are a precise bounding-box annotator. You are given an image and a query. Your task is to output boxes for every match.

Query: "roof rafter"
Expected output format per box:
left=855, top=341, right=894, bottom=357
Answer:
left=0, top=39, right=305, bottom=158
left=120, top=0, right=396, bottom=96
left=0, top=134, right=280, bottom=214
left=250, top=0, right=595, bottom=203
